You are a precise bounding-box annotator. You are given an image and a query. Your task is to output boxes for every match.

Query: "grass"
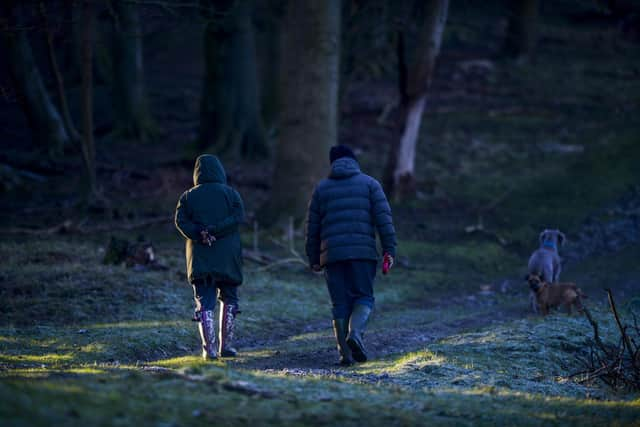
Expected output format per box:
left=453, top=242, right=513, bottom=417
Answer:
left=2, top=318, right=639, bottom=427
left=1, top=234, right=640, bottom=426
left=3, top=1, right=640, bottom=425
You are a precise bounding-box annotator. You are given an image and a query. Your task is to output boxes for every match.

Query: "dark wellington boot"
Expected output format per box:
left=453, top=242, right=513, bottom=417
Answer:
left=197, top=310, right=217, bottom=360
left=347, top=304, right=372, bottom=363
left=332, top=318, right=354, bottom=366
left=218, top=302, right=238, bottom=357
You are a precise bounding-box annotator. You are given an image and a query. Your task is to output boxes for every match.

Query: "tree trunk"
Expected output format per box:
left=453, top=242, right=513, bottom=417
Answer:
left=254, top=0, right=284, bottom=134
left=39, top=1, right=80, bottom=143
left=199, top=0, right=268, bottom=159
left=81, top=0, right=97, bottom=196
left=111, top=0, right=156, bottom=142
left=383, top=0, right=448, bottom=201
left=265, top=0, right=341, bottom=223
left=502, top=0, right=539, bottom=60
left=1, top=2, right=69, bottom=155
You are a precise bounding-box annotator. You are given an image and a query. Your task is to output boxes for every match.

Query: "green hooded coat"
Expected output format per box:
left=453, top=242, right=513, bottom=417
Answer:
left=175, top=155, right=245, bottom=284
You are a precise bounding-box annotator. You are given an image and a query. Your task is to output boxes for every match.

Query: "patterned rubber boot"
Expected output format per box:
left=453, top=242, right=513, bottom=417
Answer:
left=218, top=302, right=238, bottom=357
left=332, top=318, right=354, bottom=366
left=197, top=310, right=217, bottom=360
left=346, top=304, right=372, bottom=363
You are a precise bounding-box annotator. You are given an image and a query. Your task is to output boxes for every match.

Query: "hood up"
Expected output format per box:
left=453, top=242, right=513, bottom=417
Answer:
left=329, top=157, right=361, bottom=179
left=193, top=154, right=227, bottom=185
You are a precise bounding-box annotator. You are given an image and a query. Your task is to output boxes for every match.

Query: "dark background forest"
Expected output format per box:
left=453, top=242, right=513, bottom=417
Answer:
left=1, top=0, right=640, bottom=425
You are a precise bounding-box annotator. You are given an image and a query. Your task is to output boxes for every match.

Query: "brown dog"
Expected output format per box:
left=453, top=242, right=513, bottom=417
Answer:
left=527, top=229, right=566, bottom=313
left=525, top=274, right=586, bottom=315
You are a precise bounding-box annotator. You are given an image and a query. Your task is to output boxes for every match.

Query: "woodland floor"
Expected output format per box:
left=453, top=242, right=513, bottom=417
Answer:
left=2, top=1, right=640, bottom=425
left=0, top=236, right=639, bottom=426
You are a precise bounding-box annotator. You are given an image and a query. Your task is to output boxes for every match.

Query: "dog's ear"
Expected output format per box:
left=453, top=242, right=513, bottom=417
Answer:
left=558, top=231, right=566, bottom=246
left=524, top=274, right=530, bottom=281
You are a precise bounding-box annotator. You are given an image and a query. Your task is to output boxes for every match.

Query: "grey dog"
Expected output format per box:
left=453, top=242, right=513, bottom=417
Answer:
left=527, top=229, right=566, bottom=313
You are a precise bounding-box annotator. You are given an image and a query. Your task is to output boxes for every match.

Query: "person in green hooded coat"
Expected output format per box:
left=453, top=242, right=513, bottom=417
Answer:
left=175, top=154, right=245, bottom=360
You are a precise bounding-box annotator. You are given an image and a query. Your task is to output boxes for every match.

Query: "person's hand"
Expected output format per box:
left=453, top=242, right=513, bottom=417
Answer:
left=200, top=230, right=209, bottom=245
left=311, top=264, right=322, bottom=272
left=200, top=230, right=216, bottom=246
left=382, top=253, right=394, bottom=274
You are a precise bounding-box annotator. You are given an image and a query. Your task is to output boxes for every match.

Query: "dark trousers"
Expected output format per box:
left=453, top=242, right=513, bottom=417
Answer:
left=324, top=260, right=376, bottom=319
left=192, top=275, right=239, bottom=312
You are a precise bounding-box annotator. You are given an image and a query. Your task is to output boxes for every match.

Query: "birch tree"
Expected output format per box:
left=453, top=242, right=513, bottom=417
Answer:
left=383, top=0, right=449, bottom=200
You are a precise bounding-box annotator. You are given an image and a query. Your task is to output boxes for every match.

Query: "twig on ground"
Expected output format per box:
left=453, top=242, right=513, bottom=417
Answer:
left=573, top=291, right=640, bottom=391
left=254, top=257, right=308, bottom=272
left=582, top=306, right=606, bottom=351
left=242, top=249, right=276, bottom=266
left=142, top=366, right=276, bottom=398
left=606, top=288, right=637, bottom=368
left=463, top=188, right=513, bottom=246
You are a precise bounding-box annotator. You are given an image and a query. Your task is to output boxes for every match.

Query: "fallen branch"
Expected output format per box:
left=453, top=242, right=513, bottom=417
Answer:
left=254, top=257, right=308, bottom=272
left=222, top=380, right=276, bottom=398
left=242, top=249, right=276, bottom=266
left=142, top=366, right=276, bottom=398
left=464, top=218, right=508, bottom=246
left=573, top=291, right=640, bottom=391
left=0, top=163, right=48, bottom=190
left=582, top=306, right=606, bottom=351
left=0, top=216, right=172, bottom=235
left=464, top=188, right=513, bottom=246
left=606, top=288, right=638, bottom=369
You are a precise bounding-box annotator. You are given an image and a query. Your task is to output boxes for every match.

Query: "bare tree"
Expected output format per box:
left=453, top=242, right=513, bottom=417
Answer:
left=199, top=0, right=268, bottom=159
left=110, top=0, right=156, bottom=142
left=265, top=0, right=341, bottom=222
left=383, top=0, right=448, bottom=200
left=1, top=2, right=70, bottom=155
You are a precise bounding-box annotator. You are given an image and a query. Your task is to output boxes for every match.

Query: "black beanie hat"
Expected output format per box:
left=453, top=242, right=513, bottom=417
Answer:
left=329, top=145, right=357, bottom=164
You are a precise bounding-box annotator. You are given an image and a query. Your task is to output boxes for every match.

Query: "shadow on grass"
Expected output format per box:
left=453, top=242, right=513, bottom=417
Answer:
left=1, top=357, right=638, bottom=427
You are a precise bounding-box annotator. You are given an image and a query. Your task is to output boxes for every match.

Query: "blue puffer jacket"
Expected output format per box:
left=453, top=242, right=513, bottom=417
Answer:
left=305, top=157, right=397, bottom=267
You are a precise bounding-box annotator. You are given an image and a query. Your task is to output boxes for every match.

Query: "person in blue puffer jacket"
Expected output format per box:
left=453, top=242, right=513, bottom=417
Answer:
left=305, top=145, right=397, bottom=365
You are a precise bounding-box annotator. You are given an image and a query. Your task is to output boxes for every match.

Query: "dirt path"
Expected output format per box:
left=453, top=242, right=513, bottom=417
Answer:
left=229, top=289, right=527, bottom=373
left=226, top=264, right=640, bottom=376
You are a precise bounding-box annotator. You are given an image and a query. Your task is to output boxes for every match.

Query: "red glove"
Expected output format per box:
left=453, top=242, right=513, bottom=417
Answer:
left=382, top=253, right=394, bottom=275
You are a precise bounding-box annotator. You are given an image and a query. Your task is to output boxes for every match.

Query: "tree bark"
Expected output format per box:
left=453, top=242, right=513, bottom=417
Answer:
left=502, top=0, right=539, bottom=60
left=199, top=0, right=268, bottom=159
left=81, top=0, right=97, bottom=196
left=1, top=2, right=70, bottom=155
left=39, top=1, right=80, bottom=143
left=265, top=0, right=341, bottom=223
left=111, top=0, right=156, bottom=142
left=383, top=0, right=448, bottom=201
left=254, top=0, right=284, bottom=134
